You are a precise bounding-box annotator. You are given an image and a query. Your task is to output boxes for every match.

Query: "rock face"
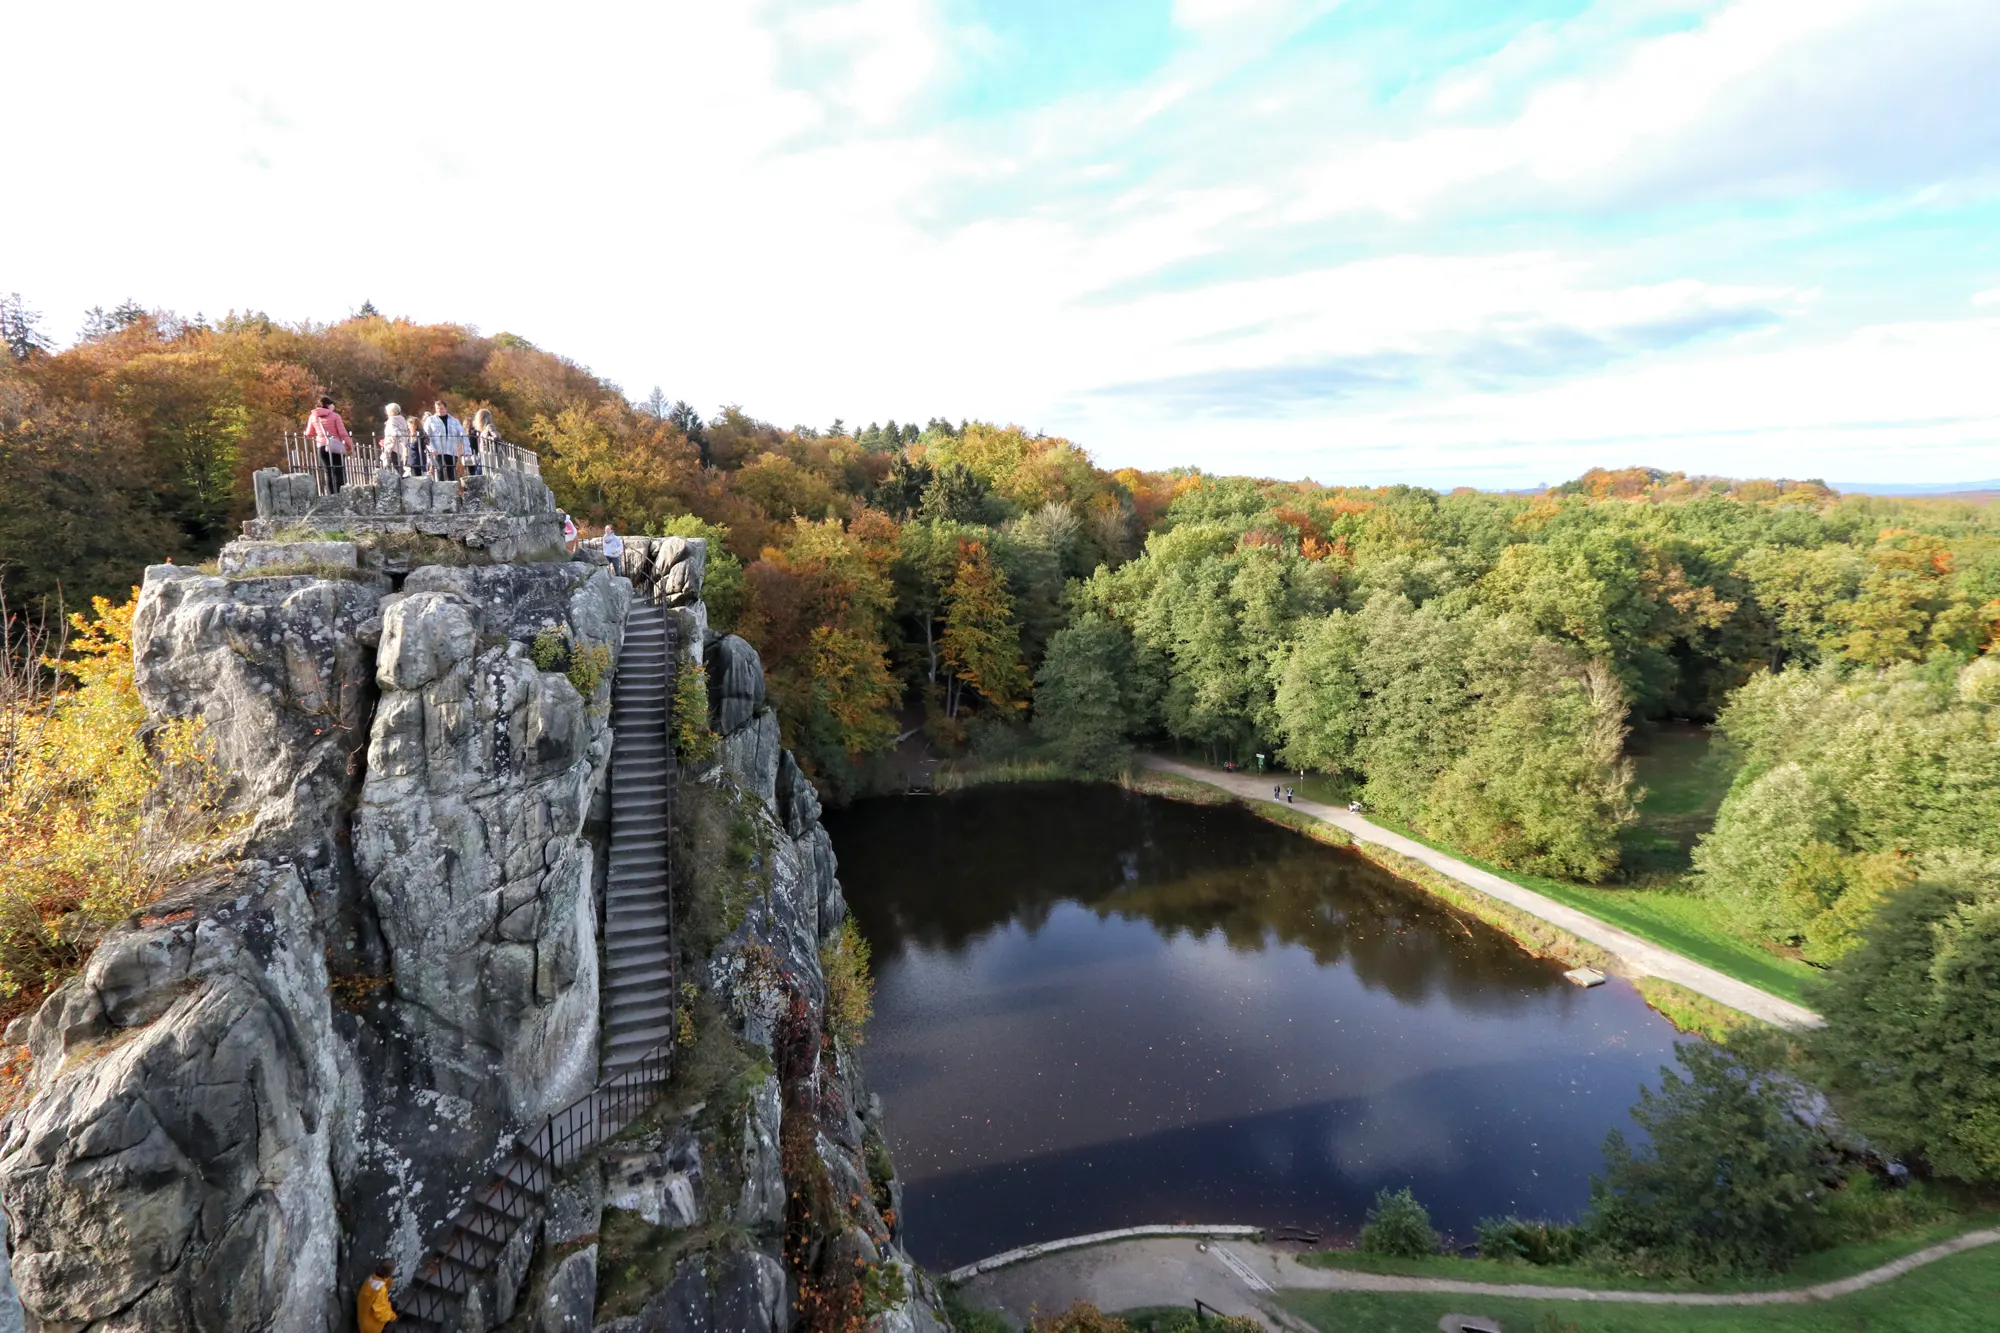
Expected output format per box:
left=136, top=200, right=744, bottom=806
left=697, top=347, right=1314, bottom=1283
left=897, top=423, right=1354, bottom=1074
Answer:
left=0, top=496, right=942, bottom=1333
left=0, top=865, right=346, bottom=1333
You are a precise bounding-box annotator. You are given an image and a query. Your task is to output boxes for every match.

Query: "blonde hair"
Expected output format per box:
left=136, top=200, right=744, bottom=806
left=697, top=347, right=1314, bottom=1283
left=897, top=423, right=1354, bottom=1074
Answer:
left=472, top=408, right=495, bottom=432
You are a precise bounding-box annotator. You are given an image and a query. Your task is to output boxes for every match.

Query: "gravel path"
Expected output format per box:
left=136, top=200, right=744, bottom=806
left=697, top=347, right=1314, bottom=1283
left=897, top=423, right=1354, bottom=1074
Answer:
left=1140, top=757, right=1822, bottom=1030
left=957, top=1230, right=2000, bottom=1327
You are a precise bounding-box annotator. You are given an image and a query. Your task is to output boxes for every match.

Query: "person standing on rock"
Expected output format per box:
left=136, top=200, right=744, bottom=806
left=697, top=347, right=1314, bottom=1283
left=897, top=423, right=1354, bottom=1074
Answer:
left=381, top=403, right=414, bottom=474
left=601, top=523, right=625, bottom=570
left=305, top=395, right=351, bottom=492
left=469, top=407, right=500, bottom=475
left=358, top=1261, right=396, bottom=1333
left=423, top=400, right=468, bottom=482
left=561, top=511, right=578, bottom=554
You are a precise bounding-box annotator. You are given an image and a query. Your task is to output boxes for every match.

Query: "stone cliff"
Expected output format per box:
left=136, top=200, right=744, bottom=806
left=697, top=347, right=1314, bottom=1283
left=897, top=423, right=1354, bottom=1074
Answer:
left=0, top=469, right=945, bottom=1333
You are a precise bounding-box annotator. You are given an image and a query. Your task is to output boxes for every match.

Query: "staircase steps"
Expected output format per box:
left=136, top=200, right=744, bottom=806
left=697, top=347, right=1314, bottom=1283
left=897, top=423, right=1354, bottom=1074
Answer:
left=393, top=602, right=682, bottom=1333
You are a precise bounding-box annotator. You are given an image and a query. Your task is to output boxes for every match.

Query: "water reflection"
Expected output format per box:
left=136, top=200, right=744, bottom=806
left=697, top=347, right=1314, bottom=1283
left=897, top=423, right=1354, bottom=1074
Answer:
left=825, top=783, right=1682, bottom=1270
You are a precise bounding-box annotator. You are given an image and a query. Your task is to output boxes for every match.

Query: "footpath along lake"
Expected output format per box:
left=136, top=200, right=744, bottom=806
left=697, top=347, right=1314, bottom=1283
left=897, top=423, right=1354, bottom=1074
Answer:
left=824, top=783, right=1687, bottom=1270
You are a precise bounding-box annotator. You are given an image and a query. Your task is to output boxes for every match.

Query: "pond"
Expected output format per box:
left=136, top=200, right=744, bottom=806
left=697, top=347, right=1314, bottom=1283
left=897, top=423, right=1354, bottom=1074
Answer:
left=823, top=783, right=1690, bottom=1271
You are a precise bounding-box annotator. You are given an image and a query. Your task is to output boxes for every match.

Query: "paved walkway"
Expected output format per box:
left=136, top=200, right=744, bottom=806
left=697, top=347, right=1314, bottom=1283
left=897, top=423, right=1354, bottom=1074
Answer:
left=1140, top=757, right=1822, bottom=1030
left=958, top=1230, right=2000, bottom=1327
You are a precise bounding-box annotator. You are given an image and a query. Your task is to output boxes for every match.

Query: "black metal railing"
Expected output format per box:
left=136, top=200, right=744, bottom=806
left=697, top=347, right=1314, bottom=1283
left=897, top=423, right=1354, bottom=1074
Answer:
left=280, top=430, right=541, bottom=497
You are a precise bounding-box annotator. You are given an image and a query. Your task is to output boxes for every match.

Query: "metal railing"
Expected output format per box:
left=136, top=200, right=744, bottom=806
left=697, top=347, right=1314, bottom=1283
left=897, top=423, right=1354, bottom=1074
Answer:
left=280, top=429, right=541, bottom=497
left=397, top=1040, right=675, bottom=1329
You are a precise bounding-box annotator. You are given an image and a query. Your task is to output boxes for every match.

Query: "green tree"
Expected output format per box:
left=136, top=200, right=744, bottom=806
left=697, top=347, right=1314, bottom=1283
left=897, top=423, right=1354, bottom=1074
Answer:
left=1032, top=612, right=1134, bottom=775
left=1588, top=1041, right=1825, bottom=1276
left=1811, top=854, right=2000, bottom=1180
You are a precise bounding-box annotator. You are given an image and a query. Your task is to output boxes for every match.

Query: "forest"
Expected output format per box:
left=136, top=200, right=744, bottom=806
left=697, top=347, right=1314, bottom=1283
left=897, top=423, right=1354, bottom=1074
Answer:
left=6, top=306, right=2000, bottom=1234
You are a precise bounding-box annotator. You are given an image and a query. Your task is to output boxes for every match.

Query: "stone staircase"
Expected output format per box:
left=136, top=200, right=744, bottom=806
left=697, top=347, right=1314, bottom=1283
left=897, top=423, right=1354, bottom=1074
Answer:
left=394, top=606, right=681, bottom=1331
left=602, top=602, right=677, bottom=1075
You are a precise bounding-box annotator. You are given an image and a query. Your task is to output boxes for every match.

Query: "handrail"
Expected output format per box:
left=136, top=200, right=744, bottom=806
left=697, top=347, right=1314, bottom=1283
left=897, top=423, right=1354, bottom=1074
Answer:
left=281, top=430, right=540, bottom=497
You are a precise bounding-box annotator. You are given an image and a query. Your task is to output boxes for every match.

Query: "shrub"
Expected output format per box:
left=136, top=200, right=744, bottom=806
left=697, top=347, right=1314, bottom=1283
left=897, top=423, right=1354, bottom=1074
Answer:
left=1587, top=1041, right=1826, bottom=1276
left=1029, top=1304, right=1130, bottom=1333
left=674, top=662, right=717, bottom=765
left=530, top=625, right=570, bottom=673
left=1474, top=1217, right=1586, bottom=1266
left=0, top=591, right=238, bottom=1013
left=1358, top=1186, right=1439, bottom=1258
left=820, top=917, right=874, bottom=1048
left=567, top=641, right=612, bottom=698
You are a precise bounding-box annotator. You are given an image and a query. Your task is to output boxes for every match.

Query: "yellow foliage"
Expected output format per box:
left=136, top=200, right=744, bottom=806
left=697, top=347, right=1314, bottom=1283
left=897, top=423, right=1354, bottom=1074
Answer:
left=819, top=917, right=874, bottom=1048
left=0, top=592, right=238, bottom=1013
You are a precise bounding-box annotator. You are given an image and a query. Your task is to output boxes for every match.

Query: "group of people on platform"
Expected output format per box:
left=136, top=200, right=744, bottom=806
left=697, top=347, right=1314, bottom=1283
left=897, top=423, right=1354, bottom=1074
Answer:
left=301, top=396, right=505, bottom=492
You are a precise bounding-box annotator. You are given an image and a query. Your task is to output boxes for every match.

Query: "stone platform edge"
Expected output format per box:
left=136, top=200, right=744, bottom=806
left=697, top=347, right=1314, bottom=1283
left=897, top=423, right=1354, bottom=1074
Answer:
left=946, top=1225, right=1265, bottom=1283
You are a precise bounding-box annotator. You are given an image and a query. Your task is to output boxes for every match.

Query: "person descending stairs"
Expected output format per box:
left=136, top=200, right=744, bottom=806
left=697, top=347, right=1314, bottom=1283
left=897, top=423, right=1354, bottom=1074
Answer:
left=602, top=602, right=677, bottom=1075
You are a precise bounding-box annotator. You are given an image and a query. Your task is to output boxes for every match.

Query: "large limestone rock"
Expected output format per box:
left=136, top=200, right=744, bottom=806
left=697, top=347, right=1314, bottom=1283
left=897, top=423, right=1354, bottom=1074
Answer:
left=0, top=865, right=349, bottom=1333
left=354, top=565, right=630, bottom=1123
left=707, top=635, right=766, bottom=735
left=133, top=567, right=384, bottom=882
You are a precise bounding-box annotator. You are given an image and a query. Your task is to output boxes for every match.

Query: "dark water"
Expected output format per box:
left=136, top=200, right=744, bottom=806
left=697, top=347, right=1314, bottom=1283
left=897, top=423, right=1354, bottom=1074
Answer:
left=823, top=783, right=1688, bottom=1271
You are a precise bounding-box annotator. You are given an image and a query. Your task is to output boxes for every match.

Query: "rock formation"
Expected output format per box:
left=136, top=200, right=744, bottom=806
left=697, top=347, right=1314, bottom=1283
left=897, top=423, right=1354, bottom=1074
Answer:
left=0, top=470, right=944, bottom=1333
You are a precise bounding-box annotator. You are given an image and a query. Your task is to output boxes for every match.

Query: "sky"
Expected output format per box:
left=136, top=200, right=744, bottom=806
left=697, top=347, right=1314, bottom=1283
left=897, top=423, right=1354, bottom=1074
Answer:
left=8, top=0, right=1999, bottom=489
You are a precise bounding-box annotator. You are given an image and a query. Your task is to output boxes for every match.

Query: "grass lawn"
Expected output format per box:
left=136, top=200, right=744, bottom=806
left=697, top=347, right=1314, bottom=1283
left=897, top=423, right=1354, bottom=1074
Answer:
left=1295, top=1215, right=2000, bottom=1294
left=1278, top=1240, right=2000, bottom=1333
left=1254, top=729, right=1823, bottom=1010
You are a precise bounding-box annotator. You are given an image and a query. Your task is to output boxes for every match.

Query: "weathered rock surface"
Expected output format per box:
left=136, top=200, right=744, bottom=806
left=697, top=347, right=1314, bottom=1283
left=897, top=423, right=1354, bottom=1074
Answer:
left=246, top=467, right=564, bottom=565
left=534, top=1247, right=598, bottom=1333
left=0, top=510, right=946, bottom=1333
left=0, top=864, right=348, bottom=1333
left=132, top=566, right=383, bottom=882
left=617, top=1250, right=787, bottom=1333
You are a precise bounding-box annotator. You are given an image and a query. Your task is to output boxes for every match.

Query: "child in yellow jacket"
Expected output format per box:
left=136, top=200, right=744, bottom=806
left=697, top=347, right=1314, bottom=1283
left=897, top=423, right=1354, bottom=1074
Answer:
left=359, top=1262, right=397, bottom=1333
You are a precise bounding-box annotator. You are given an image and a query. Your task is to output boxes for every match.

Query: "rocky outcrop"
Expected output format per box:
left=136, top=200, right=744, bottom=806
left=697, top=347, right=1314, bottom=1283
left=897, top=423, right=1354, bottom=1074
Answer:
left=0, top=864, right=347, bottom=1333
left=0, top=492, right=941, bottom=1333
left=246, top=467, right=564, bottom=566
left=132, top=567, right=384, bottom=887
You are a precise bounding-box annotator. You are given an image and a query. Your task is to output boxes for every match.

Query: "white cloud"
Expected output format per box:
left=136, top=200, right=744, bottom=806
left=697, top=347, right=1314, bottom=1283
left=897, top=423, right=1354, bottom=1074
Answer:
left=3, top=0, right=1995, bottom=486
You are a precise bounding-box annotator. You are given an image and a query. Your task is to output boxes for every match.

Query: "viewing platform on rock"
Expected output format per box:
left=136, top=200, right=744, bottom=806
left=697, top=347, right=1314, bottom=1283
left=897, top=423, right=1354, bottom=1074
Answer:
left=244, top=461, right=565, bottom=569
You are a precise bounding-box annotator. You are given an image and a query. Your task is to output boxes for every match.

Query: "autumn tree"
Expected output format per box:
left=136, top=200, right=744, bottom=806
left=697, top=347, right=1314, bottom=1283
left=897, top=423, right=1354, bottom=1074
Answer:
left=940, top=539, right=1027, bottom=718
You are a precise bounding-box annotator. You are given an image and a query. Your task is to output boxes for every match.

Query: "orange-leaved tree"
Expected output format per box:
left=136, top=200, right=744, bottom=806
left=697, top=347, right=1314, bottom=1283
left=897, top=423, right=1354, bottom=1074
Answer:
left=940, top=538, right=1027, bottom=719
left=740, top=515, right=902, bottom=764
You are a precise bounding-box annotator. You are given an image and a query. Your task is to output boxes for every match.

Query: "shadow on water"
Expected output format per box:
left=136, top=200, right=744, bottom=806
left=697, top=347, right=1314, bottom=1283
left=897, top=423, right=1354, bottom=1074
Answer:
left=824, top=783, right=1684, bottom=1270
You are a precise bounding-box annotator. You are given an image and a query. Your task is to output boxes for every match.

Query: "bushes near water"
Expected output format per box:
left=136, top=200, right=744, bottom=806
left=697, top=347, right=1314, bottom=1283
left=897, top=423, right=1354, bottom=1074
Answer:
left=819, top=917, right=874, bottom=1048
left=1359, top=1187, right=1440, bottom=1258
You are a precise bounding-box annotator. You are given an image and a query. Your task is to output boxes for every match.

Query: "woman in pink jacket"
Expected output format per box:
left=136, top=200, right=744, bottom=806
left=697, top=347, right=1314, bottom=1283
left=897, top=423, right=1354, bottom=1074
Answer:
left=304, top=395, right=352, bottom=492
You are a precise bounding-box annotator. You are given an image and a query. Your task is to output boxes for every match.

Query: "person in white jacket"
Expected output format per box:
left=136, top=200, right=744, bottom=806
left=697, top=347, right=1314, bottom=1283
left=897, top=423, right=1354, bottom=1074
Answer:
left=422, top=401, right=469, bottom=481
left=381, top=403, right=414, bottom=474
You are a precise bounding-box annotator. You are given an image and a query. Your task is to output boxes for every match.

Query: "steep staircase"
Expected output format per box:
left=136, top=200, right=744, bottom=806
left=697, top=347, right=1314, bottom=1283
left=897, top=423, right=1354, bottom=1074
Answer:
left=602, top=601, right=677, bottom=1075
left=395, top=606, right=680, bottom=1332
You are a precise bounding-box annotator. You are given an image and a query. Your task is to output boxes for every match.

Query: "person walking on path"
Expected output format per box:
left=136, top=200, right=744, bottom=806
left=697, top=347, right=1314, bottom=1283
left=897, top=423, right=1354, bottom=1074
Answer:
left=1273, top=784, right=1281, bottom=800
left=381, top=403, right=414, bottom=474
left=423, top=401, right=468, bottom=481
left=358, top=1261, right=396, bottom=1333
left=1286, top=786, right=1295, bottom=804
left=305, top=395, right=351, bottom=492
left=601, top=523, right=625, bottom=570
